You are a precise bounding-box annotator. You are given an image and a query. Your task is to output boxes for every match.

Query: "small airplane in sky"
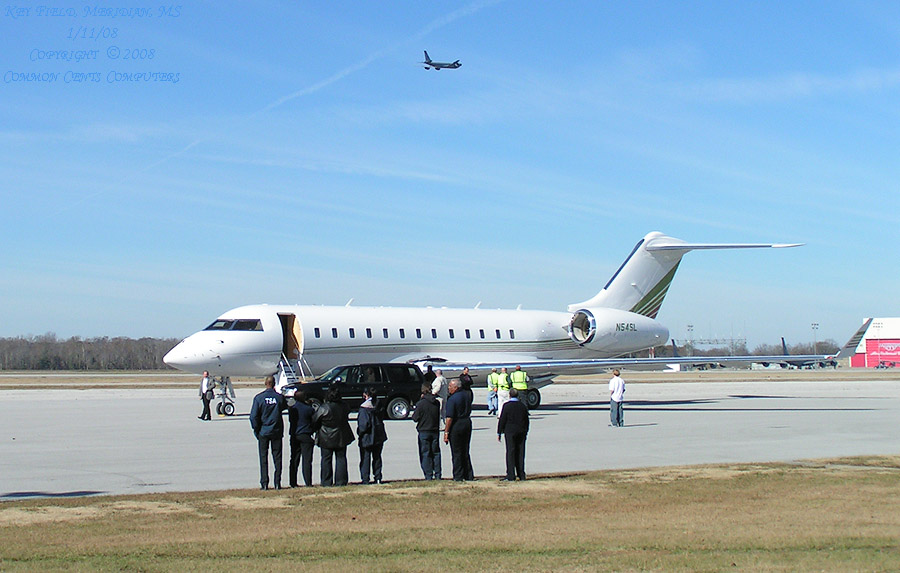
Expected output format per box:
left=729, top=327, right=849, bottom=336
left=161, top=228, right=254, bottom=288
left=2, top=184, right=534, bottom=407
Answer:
left=163, top=231, right=843, bottom=408
left=422, top=50, right=461, bottom=70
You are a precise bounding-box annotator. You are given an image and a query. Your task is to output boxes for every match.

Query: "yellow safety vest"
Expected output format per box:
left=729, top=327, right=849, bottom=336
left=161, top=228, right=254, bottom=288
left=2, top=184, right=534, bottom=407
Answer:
left=487, top=372, right=500, bottom=391
left=496, top=372, right=511, bottom=391
left=510, top=369, right=528, bottom=391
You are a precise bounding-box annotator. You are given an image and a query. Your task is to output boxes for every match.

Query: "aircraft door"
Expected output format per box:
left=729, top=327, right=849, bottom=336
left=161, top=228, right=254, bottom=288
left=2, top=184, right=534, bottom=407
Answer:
left=278, top=314, right=303, bottom=364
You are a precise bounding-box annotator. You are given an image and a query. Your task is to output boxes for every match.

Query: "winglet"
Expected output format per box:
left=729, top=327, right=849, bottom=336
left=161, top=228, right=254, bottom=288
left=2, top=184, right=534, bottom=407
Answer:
left=836, top=318, right=873, bottom=360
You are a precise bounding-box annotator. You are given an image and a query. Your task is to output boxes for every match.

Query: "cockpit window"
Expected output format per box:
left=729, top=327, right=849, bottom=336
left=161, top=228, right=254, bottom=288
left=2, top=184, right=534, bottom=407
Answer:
left=232, top=319, right=263, bottom=331
left=204, top=319, right=263, bottom=331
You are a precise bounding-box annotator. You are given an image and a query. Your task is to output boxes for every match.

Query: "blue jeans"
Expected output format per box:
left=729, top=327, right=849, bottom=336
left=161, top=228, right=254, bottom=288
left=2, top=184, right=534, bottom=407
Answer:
left=487, top=390, right=498, bottom=413
left=610, top=400, right=624, bottom=427
left=417, top=431, right=442, bottom=480
left=359, top=443, right=384, bottom=484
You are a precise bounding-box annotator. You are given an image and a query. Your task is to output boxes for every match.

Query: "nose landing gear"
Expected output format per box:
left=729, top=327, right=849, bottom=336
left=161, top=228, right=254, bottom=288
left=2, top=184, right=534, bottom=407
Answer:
left=213, top=376, right=236, bottom=416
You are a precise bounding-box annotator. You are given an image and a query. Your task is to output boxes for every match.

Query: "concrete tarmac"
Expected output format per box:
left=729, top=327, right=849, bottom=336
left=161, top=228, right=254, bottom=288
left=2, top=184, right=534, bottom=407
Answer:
left=2, top=378, right=899, bottom=499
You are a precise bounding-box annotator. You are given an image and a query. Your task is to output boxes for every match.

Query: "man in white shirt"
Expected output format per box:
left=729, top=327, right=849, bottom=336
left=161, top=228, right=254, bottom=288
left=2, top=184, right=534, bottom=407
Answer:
left=608, top=369, right=625, bottom=427
left=432, top=369, right=449, bottom=419
left=199, top=371, right=213, bottom=421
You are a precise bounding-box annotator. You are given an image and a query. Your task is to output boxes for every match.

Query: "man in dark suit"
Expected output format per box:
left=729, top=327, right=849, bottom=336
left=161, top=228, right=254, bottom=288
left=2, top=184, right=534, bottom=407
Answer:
left=497, top=387, right=530, bottom=481
left=249, top=376, right=286, bottom=490
left=444, top=378, right=474, bottom=481
left=288, top=390, right=315, bottom=487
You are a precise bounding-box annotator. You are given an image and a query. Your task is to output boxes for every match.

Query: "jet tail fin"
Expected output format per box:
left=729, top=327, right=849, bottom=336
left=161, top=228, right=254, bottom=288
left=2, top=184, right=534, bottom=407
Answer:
left=568, top=232, right=802, bottom=318
left=423, top=50, right=432, bottom=63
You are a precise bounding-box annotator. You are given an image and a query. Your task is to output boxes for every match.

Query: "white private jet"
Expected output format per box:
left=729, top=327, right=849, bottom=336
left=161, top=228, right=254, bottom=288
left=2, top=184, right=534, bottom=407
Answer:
left=164, top=231, right=836, bottom=407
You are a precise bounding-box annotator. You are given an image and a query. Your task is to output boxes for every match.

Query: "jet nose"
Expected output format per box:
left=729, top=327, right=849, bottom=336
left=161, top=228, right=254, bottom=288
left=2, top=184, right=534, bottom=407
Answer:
left=163, top=341, right=189, bottom=370
left=163, top=338, right=216, bottom=374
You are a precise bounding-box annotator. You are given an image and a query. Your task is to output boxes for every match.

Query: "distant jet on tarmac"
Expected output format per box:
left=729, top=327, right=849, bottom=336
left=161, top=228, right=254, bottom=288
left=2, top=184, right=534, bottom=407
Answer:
left=422, top=50, right=461, bottom=70
left=777, top=337, right=838, bottom=369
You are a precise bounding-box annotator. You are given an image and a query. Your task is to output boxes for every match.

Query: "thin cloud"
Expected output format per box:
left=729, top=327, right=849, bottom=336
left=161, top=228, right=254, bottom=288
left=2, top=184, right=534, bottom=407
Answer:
left=674, top=67, right=900, bottom=103
left=50, top=0, right=504, bottom=217
left=188, top=151, right=453, bottom=183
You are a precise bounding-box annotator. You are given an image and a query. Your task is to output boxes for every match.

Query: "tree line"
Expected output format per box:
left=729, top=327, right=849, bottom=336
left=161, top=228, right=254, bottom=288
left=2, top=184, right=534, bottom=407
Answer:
left=0, top=334, right=181, bottom=370
left=0, top=333, right=840, bottom=371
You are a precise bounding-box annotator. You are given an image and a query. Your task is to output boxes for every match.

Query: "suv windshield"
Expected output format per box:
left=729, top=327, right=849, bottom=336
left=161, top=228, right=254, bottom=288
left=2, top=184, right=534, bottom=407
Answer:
left=318, top=365, right=359, bottom=384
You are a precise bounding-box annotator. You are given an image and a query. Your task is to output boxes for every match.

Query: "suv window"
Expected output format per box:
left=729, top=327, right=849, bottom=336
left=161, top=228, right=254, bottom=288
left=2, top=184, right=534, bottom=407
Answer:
left=359, top=365, right=384, bottom=385
left=383, top=364, right=418, bottom=384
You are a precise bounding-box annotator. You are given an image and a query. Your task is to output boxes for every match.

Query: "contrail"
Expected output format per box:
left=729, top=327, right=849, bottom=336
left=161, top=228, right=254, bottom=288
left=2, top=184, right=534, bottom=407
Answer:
left=52, top=0, right=503, bottom=216
left=261, top=0, right=503, bottom=112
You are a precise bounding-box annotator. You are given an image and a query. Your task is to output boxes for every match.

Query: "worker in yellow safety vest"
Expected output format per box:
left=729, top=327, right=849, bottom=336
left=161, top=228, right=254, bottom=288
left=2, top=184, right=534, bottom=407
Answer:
left=486, top=368, right=500, bottom=415
left=510, top=365, right=528, bottom=392
left=496, top=367, right=512, bottom=417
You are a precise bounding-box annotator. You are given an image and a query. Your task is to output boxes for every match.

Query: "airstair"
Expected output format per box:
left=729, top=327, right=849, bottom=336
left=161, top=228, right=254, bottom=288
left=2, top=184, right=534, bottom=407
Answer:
left=275, top=353, right=313, bottom=394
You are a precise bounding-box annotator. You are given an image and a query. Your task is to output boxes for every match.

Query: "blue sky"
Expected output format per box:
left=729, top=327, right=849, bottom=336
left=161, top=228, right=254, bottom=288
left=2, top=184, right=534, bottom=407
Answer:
left=1, top=1, right=897, bottom=348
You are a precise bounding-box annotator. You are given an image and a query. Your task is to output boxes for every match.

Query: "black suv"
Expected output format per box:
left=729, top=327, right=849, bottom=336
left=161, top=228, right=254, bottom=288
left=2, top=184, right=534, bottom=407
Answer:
left=286, top=363, right=426, bottom=420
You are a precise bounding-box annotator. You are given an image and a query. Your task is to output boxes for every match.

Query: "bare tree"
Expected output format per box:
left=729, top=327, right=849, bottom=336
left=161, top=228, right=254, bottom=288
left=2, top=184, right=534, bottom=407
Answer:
left=0, top=334, right=180, bottom=370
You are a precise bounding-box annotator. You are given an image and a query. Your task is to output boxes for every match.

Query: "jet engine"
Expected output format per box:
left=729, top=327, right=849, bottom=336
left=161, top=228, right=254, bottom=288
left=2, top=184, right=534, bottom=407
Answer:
left=567, top=307, right=669, bottom=354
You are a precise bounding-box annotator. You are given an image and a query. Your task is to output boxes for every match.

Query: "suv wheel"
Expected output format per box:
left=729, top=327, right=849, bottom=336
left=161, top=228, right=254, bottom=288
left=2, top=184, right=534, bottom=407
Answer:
left=386, top=397, right=411, bottom=420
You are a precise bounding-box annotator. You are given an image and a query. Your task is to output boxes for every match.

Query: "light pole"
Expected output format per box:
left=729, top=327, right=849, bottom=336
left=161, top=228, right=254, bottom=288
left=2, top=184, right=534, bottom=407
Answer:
left=811, top=322, right=819, bottom=355
left=687, top=324, right=694, bottom=357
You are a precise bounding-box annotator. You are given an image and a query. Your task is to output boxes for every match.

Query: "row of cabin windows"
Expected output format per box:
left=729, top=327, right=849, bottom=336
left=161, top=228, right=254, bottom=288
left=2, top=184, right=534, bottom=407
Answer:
left=313, top=327, right=516, bottom=341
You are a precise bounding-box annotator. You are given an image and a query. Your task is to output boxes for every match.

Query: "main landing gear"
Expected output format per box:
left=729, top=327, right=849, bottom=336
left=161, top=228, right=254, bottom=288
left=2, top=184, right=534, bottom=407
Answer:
left=524, top=388, right=541, bottom=410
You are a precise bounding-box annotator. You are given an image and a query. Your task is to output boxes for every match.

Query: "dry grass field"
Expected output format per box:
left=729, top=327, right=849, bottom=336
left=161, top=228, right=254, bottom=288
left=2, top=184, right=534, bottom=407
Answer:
left=1, top=456, right=899, bottom=571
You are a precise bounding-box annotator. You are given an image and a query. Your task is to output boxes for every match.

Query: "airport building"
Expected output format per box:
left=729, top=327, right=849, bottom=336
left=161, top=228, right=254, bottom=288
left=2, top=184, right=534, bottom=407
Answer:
left=846, top=318, right=900, bottom=368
